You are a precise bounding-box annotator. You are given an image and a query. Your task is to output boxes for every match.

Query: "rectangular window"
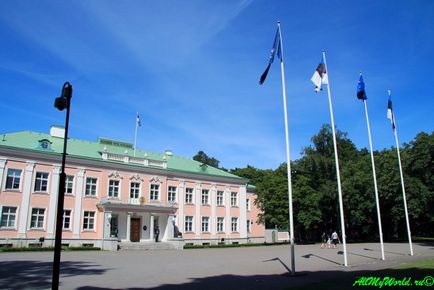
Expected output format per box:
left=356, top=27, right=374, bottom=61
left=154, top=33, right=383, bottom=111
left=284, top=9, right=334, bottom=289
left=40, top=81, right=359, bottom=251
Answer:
left=217, top=191, right=224, bottom=206
left=231, top=217, right=238, bottom=232
left=201, top=216, right=209, bottom=232
left=246, top=198, right=251, bottom=211
left=150, top=184, right=160, bottom=200
left=85, top=177, right=97, bottom=196
left=63, top=210, right=72, bottom=230
left=201, top=189, right=209, bottom=205
left=83, top=211, right=95, bottom=230
left=231, top=192, right=238, bottom=207
left=185, top=188, right=193, bottom=204
left=185, top=216, right=193, bottom=232
left=247, top=219, right=251, bottom=233
left=1, top=206, right=17, bottom=228
left=5, top=169, right=22, bottom=190
left=130, top=182, right=140, bottom=199
left=217, top=217, right=224, bottom=232
left=30, top=208, right=45, bottom=229
left=34, top=172, right=49, bottom=192
left=65, top=175, right=74, bottom=195
left=168, top=186, right=177, bottom=202
left=108, top=180, right=120, bottom=198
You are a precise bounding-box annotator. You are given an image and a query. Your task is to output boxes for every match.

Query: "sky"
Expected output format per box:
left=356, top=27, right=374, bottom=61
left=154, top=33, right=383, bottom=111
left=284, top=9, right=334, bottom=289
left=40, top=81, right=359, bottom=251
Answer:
left=0, top=0, right=433, bottom=170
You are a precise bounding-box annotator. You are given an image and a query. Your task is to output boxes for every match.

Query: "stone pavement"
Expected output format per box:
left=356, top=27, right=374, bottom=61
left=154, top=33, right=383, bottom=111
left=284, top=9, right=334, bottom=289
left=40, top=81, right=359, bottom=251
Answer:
left=0, top=242, right=433, bottom=289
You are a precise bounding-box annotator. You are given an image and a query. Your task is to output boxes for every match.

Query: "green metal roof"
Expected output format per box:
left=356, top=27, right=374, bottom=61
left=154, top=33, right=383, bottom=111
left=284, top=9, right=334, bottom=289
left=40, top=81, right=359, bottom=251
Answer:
left=0, top=130, right=244, bottom=181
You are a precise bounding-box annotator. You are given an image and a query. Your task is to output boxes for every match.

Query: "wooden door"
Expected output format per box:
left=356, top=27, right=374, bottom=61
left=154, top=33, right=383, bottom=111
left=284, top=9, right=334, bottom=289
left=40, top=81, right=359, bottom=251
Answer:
left=130, top=218, right=141, bottom=242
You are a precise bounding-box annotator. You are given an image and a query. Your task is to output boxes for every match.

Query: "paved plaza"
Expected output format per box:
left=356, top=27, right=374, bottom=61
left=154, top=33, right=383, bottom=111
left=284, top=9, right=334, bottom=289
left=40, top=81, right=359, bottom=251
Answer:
left=0, top=242, right=433, bottom=289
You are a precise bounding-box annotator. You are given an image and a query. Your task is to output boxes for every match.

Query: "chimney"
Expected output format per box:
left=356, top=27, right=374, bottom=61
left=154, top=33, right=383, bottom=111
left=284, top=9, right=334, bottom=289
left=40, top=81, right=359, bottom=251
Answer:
left=165, top=149, right=173, bottom=156
left=50, top=126, right=65, bottom=138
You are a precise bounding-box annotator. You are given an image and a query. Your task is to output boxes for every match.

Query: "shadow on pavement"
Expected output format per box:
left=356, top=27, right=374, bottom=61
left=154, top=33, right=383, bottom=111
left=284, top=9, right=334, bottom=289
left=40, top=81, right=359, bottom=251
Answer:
left=301, top=253, right=341, bottom=266
left=0, top=260, right=109, bottom=289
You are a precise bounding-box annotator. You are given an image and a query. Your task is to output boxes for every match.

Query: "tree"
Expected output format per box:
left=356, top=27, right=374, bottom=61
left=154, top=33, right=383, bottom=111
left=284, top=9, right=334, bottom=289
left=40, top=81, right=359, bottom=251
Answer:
left=193, top=150, right=220, bottom=168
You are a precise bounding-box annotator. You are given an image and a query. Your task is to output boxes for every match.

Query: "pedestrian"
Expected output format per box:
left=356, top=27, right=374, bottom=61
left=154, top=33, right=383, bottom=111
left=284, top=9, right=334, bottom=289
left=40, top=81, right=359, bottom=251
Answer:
left=320, top=232, right=327, bottom=248
left=154, top=226, right=160, bottom=242
left=331, top=231, right=340, bottom=249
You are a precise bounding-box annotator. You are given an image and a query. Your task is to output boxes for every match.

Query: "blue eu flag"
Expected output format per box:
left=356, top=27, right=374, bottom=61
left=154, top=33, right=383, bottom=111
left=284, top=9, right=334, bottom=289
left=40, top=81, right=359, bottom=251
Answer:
left=357, top=74, right=367, bottom=100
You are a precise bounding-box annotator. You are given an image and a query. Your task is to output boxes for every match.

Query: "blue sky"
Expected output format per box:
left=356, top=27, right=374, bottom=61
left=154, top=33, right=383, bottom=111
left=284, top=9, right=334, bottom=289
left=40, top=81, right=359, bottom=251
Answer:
left=0, top=0, right=433, bottom=169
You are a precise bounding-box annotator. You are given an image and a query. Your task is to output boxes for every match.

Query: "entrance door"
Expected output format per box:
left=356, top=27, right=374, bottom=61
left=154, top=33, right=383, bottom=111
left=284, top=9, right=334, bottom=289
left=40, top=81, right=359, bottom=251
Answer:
left=130, top=218, right=141, bottom=242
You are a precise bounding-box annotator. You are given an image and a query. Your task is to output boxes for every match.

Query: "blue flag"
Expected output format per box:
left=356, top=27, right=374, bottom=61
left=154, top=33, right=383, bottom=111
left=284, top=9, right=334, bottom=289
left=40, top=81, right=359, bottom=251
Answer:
left=259, top=27, right=282, bottom=85
left=357, top=74, right=367, bottom=100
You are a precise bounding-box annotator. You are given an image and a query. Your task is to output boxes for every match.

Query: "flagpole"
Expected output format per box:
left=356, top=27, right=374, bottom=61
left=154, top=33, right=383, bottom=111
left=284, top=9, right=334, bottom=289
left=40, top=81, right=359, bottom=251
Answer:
left=322, top=50, right=348, bottom=267
left=277, top=22, right=295, bottom=275
left=389, top=90, right=413, bottom=256
left=362, top=95, right=385, bottom=260
left=134, top=112, right=138, bottom=157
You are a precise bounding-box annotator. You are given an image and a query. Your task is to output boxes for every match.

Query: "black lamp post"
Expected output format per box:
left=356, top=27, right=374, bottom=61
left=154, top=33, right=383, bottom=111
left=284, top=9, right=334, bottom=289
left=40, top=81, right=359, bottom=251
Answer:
left=52, top=82, right=73, bottom=290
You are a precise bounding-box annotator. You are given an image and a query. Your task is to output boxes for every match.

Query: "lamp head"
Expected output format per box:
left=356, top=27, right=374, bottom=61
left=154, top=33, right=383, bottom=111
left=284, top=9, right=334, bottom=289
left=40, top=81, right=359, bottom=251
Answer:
left=54, top=82, right=72, bottom=111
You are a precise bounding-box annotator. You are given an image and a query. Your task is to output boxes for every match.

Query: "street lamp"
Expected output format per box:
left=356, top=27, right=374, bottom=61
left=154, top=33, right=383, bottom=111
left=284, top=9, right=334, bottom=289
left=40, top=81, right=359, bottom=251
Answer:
left=52, top=82, right=73, bottom=290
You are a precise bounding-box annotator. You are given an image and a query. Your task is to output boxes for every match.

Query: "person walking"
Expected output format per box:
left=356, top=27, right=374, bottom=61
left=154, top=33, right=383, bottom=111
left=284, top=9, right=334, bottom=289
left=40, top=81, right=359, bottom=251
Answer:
left=331, top=231, right=340, bottom=249
left=154, top=226, right=160, bottom=242
left=320, top=232, right=328, bottom=248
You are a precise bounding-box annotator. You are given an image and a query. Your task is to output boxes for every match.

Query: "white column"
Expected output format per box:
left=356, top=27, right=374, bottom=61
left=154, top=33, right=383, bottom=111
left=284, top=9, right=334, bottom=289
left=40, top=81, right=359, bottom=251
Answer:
left=149, top=215, right=154, bottom=241
left=126, top=212, right=132, bottom=241
left=166, top=214, right=175, bottom=240
left=18, top=162, right=35, bottom=238
left=73, top=168, right=86, bottom=238
left=47, top=165, right=61, bottom=239
left=239, top=185, right=247, bottom=239
left=104, top=212, right=112, bottom=239
left=225, top=186, right=231, bottom=238
left=0, top=158, right=7, bottom=189
left=178, top=181, right=185, bottom=233
left=195, top=183, right=201, bottom=238
left=210, top=184, right=217, bottom=237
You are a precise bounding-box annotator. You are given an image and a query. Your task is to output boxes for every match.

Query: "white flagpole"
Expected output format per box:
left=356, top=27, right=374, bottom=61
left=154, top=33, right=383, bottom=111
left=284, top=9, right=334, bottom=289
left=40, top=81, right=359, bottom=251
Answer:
left=277, top=22, right=295, bottom=274
left=389, top=90, right=413, bottom=256
left=134, top=112, right=139, bottom=157
left=322, top=50, right=348, bottom=267
left=362, top=92, right=385, bottom=260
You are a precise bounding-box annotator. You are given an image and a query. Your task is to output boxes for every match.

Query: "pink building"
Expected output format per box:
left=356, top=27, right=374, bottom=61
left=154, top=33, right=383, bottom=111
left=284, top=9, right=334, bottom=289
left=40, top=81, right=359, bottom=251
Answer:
left=0, top=126, right=265, bottom=250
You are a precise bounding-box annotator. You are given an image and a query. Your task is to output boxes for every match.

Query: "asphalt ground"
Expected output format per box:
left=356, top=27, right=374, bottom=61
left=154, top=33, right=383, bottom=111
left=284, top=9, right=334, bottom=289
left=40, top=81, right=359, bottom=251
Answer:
left=1, top=242, right=433, bottom=289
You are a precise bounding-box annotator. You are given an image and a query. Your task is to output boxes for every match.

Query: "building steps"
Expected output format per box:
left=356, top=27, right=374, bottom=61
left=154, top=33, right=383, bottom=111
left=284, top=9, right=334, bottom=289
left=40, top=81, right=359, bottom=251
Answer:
left=119, top=241, right=182, bottom=251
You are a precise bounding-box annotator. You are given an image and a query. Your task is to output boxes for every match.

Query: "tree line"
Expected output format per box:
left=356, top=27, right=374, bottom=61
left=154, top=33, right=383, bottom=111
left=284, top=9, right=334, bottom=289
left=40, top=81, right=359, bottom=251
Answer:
left=195, top=125, right=434, bottom=242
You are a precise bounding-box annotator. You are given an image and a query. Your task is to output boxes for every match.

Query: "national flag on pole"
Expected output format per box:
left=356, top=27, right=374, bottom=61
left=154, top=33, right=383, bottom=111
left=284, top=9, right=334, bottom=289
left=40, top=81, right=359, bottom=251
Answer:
left=387, top=91, right=395, bottom=130
left=259, top=27, right=282, bottom=85
left=357, top=74, right=367, bottom=100
left=311, top=57, right=328, bottom=92
left=136, top=113, right=141, bottom=127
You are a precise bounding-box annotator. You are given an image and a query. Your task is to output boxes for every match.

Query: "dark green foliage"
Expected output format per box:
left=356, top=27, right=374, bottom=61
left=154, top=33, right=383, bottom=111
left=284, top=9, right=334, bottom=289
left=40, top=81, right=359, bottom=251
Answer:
left=193, top=150, right=220, bottom=168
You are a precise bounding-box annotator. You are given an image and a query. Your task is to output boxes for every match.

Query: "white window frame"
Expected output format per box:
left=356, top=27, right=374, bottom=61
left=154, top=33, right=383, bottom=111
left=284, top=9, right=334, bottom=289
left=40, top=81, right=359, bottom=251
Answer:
left=185, top=216, right=193, bottom=232
left=231, top=192, right=238, bottom=207
left=201, top=189, right=209, bottom=205
left=4, top=168, right=22, bottom=191
left=150, top=184, right=160, bottom=201
left=231, top=217, right=238, bottom=232
left=185, top=188, right=193, bottom=204
left=34, top=172, right=49, bottom=193
left=85, top=177, right=98, bottom=197
left=108, top=179, right=120, bottom=199
left=246, top=198, right=251, bottom=211
left=30, top=208, right=46, bottom=230
left=217, top=217, right=224, bottom=232
left=216, top=191, right=224, bottom=206
left=63, top=209, right=72, bottom=230
left=201, top=216, right=209, bottom=232
left=130, top=181, right=141, bottom=200
left=82, top=211, right=96, bottom=231
left=168, top=186, right=177, bottom=203
left=0, top=206, right=18, bottom=229
left=65, top=175, right=74, bottom=195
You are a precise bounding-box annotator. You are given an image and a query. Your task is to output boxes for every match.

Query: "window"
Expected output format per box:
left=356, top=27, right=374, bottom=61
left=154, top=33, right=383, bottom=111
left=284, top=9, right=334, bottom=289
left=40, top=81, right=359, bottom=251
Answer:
left=217, top=217, right=224, bottom=232
left=85, top=177, right=97, bottom=196
left=30, top=208, right=45, bottom=229
left=130, top=182, right=140, bottom=199
left=40, top=140, right=51, bottom=149
left=231, top=192, right=238, bottom=207
left=201, top=217, right=209, bottom=232
left=1, top=207, right=17, bottom=228
left=201, top=189, right=209, bottom=205
left=185, top=188, right=193, bottom=203
left=65, top=175, right=74, bottom=195
left=185, top=216, right=193, bottom=232
left=110, top=215, right=118, bottom=237
left=217, top=191, right=224, bottom=206
left=108, top=180, right=120, bottom=198
left=246, top=198, right=251, bottom=211
left=83, top=211, right=95, bottom=230
left=34, top=172, right=49, bottom=192
left=63, top=210, right=72, bottom=230
left=5, top=169, right=21, bottom=190
left=231, top=217, right=238, bottom=232
left=168, top=186, right=177, bottom=202
left=247, top=219, right=251, bottom=233
left=150, top=184, right=160, bottom=200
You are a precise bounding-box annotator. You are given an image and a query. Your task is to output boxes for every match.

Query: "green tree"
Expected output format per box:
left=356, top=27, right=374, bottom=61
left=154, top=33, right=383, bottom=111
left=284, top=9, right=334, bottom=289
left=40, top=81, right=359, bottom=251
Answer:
left=193, top=150, right=220, bottom=168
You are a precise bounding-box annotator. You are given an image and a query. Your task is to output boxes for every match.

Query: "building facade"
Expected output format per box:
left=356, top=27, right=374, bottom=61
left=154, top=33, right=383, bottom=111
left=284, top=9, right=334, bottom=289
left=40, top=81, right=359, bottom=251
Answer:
left=0, top=126, right=264, bottom=250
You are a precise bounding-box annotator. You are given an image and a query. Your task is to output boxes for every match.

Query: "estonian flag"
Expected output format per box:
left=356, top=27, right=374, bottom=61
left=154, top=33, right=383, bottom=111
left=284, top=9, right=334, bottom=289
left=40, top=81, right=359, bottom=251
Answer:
left=259, top=27, right=282, bottom=85
left=136, top=113, right=141, bottom=127
left=387, top=91, right=395, bottom=130
left=311, top=58, right=328, bottom=92
left=357, top=74, right=367, bottom=100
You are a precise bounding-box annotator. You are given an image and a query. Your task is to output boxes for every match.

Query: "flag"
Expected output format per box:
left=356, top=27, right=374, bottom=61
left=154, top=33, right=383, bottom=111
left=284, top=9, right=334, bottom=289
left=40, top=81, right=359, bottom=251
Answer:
left=311, top=57, right=328, bottom=92
left=387, top=91, right=395, bottom=130
left=136, top=113, right=141, bottom=127
left=357, top=74, right=367, bottom=100
left=259, top=27, right=282, bottom=85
